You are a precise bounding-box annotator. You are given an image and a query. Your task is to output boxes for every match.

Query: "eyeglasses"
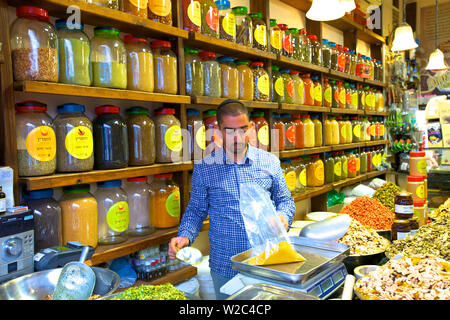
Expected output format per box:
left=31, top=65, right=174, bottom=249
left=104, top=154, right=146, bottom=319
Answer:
left=223, top=126, right=250, bottom=137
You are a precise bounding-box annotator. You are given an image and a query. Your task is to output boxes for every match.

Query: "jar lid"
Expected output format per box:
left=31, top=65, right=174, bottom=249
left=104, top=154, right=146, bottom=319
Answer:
left=289, top=28, right=299, bottom=33
left=410, top=151, right=425, bottom=157
left=277, top=24, right=288, bottom=31
left=16, top=6, right=49, bottom=21
left=252, top=111, right=264, bottom=117
left=413, top=199, right=426, bottom=207
left=236, top=60, right=250, bottom=66
left=271, top=65, right=279, bottom=71
left=15, top=100, right=47, bottom=112
left=407, top=176, right=424, bottom=182
left=57, top=103, right=85, bottom=114
left=150, top=40, right=171, bottom=49
left=292, top=114, right=301, bottom=118
left=322, top=38, right=329, bottom=43
left=280, top=69, right=290, bottom=74
left=155, top=108, right=176, bottom=115
left=23, top=188, right=53, bottom=200
left=393, top=219, right=411, bottom=224
left=232, top=6, right=248, bottom=15
left=215, top=0, right=230, bottom=10
left=299, top=29, right=307, bottom=34
left=127, top=177, right=147, bottom=182
left=55, top=18, right=84, bottom=31
left=250, top=62, right=264, bottom=67
left=329, top=42, right=336, bottom=47
left=301, top=73, right=310, bottom=77
left=97, top=179, right=122, bottom=188
left=216, top=56, right=234, bottom=64
left=62, top=184, right=90, bottom=194
left=126, top=106, right=149, bottom=115
left=198, top=51, right=216, bottom=61
left=248, top=12, right=262, bottom=19
left=280, top=113, right=291, bottom=118
left=95, top=105, right=120, bottom=115
left=307, top=35, right=318, bottom=41
left=203, top=109, right=217, bottom=117
left=280, top=158, right=292, bottom=163
left=94, top=26, right=120, bottom=36
left=123, top=34, right=148, bottom=44
left=154, top=173, right=173, bottom=179
left=289, top=70, right=300, bottom=75
left=311, top=154, right=319, bottom=158
left=184, top=47, right=198, bottom=55
left=187, top=108, right=200, bottom=117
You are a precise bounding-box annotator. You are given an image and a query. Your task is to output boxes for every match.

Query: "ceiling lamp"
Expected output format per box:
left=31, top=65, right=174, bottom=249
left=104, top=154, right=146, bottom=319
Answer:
left=340, top=0, right=356, bottom=13
left=425, top=0, right=447, bottom=71
left=391, top=0, right=418, bottom=51
left=306, top=0, right=346, bottom=21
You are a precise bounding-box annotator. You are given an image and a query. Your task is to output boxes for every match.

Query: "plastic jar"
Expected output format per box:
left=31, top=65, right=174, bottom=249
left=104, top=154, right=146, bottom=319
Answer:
left=217, top=56, right=239, bottom=99
left=329, top=42, right=338, bottom=71
left=344, top=82, right=351, bottom=109
left=91, top=27, right=127, bottom=89
left=55, top=19, right=91, bottom=86
left=362, top=116, right=370, bottom=141
left=349, top=50, right=357, bottom=75
left=88, top=0, right=119, bottom=9
left=182, top=0, right=202, bottom=32
left=391, top=219, right=411, bottom=241
left=312, top=75, right=322, bottom=107
left=292, top=114, right=304, bottom=149
left=337, top=81, right=346, bottom=109
left=303, top=114, right=315, bottom=148
left=336, top=115, right=346, bottom=144
left=151, top=40, right=178, bottom=94
left=95, top=180, right=129, bottom=245
left=333, top=152, right=342, bottom=181
left=126, top=107, right=156, bottom=166
left=154, top=108, right=182, bottom=163
left=93, top=105, right=129, bottom=170
left=216, top=0, right=235, bottom=42
left=149, top=174, right=181, bottom=228
left=308, top=35, right=322, bottom=66
left=344, top=116, right=352, bottom=144
left=122, top=0, right=148, bottom=18
left=10, top=6, right=58, bottom=82
left=251, top=112, right=269, bottom=151
left=343, top=47, right=350, bottom=74
left=351, top=116, right=361, bottom=143
left=289, top=28, right=300, bottom=60
left=407, top=176, right=425, bottom=201
left=324, top=153, right=334, bottom=184
left=233, top=6, right=252, bottom=47
left=328, top=115, right=339, bottom=145
left=290, top=71, right=304, bottom=105
left=307, top=154, right=324, bottom=187
left=278, top=24, right=292, bottom=58
left=350, top=83, right=358, bottom=109
left=15, top=101, right=56, bottom=177
left=312, top=114, right=322, bottom=147
left=126, top=177, right=154, bottom=236
left=292, top=158, right=305, bottom=194
left=250, top=62, right=270, bottom=101
left=413, top=199, right=427, bottom=227
left=330, top=79, right=339, bottom=108
left=124, top=35, right=154, bottom=93
left=395, top=192, right=414, bottom=220
left=323, top=78, right=332, bottom=108
left=280, top=69, right=294, bottom=104
left=236, top=60, right=254, bottom=101
left=324, top=115, right=332, bottom=146
left=249, top=12, right=267, bottom=51
left=271, top=65, right=284, bottom=103
left=203, top=109, right=221, bottom=150
left=201, top=0, right=219, bottom=38
left=272, top=113, right=285, bottom=151
left=409, top=151, right=427, bottom=177
left=360, top=149, right=367, bottom=174
left=281, top=159, right=296, bottom=194
left=281, top=113, right=295, bottom=150
left=321, top=39, right=331, bottom=68
left=59, top=184, right=98, bottom=248
left=340, top=151, right=348, bottom=179
left=347, top=152, right=357, bottom=178
left=148, top=0, right=172, bottom=25
left=187, top=108, right=205, bottom=160
left=302, top=74, right=314, bottom=106
left=199, top=51, right=221, bottom=98
left=53, top=103, right=94, bottom=173
left=22, top=188, right=62, bottom=252
left=269, top=19, right=282, bottom=55
left=185, top=47, right=204, bottom=97
left=300, top=30, right=311, bottom=63
left=337, top=45, right=345, bottom=72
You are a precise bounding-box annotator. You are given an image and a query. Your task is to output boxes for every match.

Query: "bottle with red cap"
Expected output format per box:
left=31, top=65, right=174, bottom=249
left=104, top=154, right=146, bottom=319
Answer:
left=154, top=107, right=183, bottom=163
left=278, top=24, right=293, bottom=58
left=308, top=34, right=322, bottom=66
left=15, top=100, right=57, bottom=177
left=93, top=105, right=129, bottom=170
left=149, top=173, right=181, bottom=229
left=250, top=62, right=270, bottom=101
left=126, top=176, right=154, bottom=237
left=124, top=35, right=154, bottom=93
left=199, top=51, right=221, bottom=98
left=150, top=40, right=178, bottom=94
left=10, top=6, right=58, bottom=82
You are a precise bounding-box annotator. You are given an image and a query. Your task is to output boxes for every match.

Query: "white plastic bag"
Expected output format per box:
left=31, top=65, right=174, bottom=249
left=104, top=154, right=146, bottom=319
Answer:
left=369, top=178, right=387, bottom=190
left=351, top=184, right=376, bottom=197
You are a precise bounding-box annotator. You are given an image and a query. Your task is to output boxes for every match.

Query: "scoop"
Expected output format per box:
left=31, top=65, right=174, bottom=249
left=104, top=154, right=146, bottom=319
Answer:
left=52, top=246, right=96, bottom=300
left=175, top=247, right=203, bottom=266
left=299, top=214, right=351, bottom=241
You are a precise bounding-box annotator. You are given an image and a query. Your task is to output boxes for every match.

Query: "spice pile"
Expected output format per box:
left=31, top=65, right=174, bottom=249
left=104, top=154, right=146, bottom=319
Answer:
left=110, top=283, right=188, bottom=300
left=372, top=182, right=401, bottom=212
left=339, top=196, right=395, bottom=230
left=337, top=219, right=390, bottom=255
left=355, top=255, right=450, bottom=300
left=429, top=197, right=450, bottom=220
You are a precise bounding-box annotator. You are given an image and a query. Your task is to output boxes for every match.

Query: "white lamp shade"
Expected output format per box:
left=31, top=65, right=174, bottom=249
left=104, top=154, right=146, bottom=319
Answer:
left=425, top=48, right=448, bottom=71
left=340, top=0, right=356, bottom=13
left=306, top=0, right=346, bottom=21
left=391, top=22, right=418, bottom=51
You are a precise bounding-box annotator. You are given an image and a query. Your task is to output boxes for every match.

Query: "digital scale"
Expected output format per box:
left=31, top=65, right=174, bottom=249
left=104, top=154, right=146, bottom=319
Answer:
left=34, top=241, right=95, bottom=271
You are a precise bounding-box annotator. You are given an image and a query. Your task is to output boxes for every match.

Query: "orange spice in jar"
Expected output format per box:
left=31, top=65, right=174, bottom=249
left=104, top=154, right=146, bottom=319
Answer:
left=292, top=114, right=304, bottom=149
left=272, top=113, right=285, bottom=151
left=302, top=73, right=314, bottom=106
left=122, top=0, right=148, bottom=18
left=323, top=78, right=332, bottom=107
left=149, top=173, right=180, bottom=228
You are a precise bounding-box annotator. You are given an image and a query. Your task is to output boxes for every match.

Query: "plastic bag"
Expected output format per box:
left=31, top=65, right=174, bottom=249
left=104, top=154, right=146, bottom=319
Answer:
left=369, top=178, right=386, bottom=190
left=239, top=183, right=305, bottom=266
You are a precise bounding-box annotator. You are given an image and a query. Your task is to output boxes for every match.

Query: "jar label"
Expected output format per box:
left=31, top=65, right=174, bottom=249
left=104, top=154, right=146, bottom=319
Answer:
left=372, top=154, right=377, bottom=167
left=148, top=0, right=171, bottom=16
left=416, top=159, right=427, bottom=174
left=298, top=81, right=304, bottom=102
left=340, top=126, right=347, bottom=140
left=284, top=171, right=296, bottom=191
left=334, top=162, right=342, bottom=176
left=352, top=92, right=358, bottom=107
left=65, top=126, right=93, bottom=160
left=299, top=169, right=307, bottom=186
left=286, top=125, right=296, bottom=144
left=348, top=159, right=357, bottom=173
left=26, top=126, right=56, bottom=162
left=342, top=161, right=348, bottom=175
left=416, top=184, right=425, bottom=199
left=339, top=90, right=346, bottom=105
left=195, top=125, right=206, bottom=150
left=346, top=92, right=352, bottom=106
left=270, top=30, right=282, bottom=50
left=395, top=204, right=413, bottom=214
left=353, top=124, right=361, bottom=138
left=166, top=189, right=181, bottom=218
left=282, top=35, right=293, bottom=54
left=397, top=231, right=409, bottom=240
left=361, top=93, right=366, bottom=107
left=107, top=201, right=129, bottom=233
left=187, top=1, right=202, bottom=27
left=130, top=0, right=148, bottom=9
left=254, top=25, right=267, bottom=46
left=379, top=124, right=385, bottom=137
left=222, top=13, right=236, bottom=37
left=257, top=125, right=269, bottom=146
left=356, top=158, right=360, bottom=172
left=257, top=74, right=270, bottom=96
left=315, top=163, right=324, bottom=181
left=286, top=80, right=294, bottom=98
left=314, top=85, right=322, bottom=103
left=165, top=125, right=183, bottom=152
left=324, top=87, right=332, bottom=104
left=206, top=7, right=219, bottom=32
left=274, top=77, right=284, bottom=97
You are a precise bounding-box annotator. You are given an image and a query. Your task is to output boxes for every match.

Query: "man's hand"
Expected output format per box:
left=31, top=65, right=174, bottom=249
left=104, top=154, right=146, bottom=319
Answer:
left=279, top=214, right=289, bottom=231
left=168, top=237, right=190, bottom=259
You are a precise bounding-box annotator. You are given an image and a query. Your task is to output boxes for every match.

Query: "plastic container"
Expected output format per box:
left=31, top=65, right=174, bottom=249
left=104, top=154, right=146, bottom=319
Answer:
left=10, top=6, right=58, bottom=82
left=324, top=153, right=334, bottom=184
left=308, top=35, right=322, bottom=66
left=330, top=79, right=339, bottom=109
left=321, top=39, right=330, bottom=68
left=151, top=40, right=178, bottom=94
left=271, top=65, right=284, bottom=103
left=236, top=60, right=254, bottom=101
left=201, top=0, right=219, bottom=38
left=216, top=0, right=235, bottom=42
left=337, top=81, right=346, bottom=109
left=182, top=0, right=202, bottom=32
left=149, top=174, right=181, bottom=228
left=272, top=113, right=285, bottom=151
left=409, top=151, right=427, bottom=177
left=312, top=75, right=322, bottom=106
left=199, top=51, right=221, bottom=98
left=185, top=47, right=204, bottom=97
left=323, top=78, right=332, bottom=108
left=307, top=154, right=324, bottom=187
left=187, top=108, right=205, bottom=160
left=251, top=111, right=269, bottom=151
left=324, top=115, right=332, bottom=146
left=233, top=6, right=252, bottom=46
left=203, top=109, right=220, bottom=150
left=302, top=73, right=314, bottom=106
left=122, top=0, right=148, bottom=18
left=351, top=116, right=361, bottom=143
left=269, top=19, right=282, bottom=55
left=93, top=105, right=129, bottom=170
left=292, top=114, right=304, bottom=149
left=312, top=114, right=322, bottom=147
left=300, top=30, right=311, bottom=63
left=249, top=12, right=267, bottom=51
left=290, top=28, right=300, bottom=60
left=281, top=113, right=295, bottom=150
left=407, top=176, right=425, bottom=202
left=281, top=159, right=296, bottom=194
left=290, top=70, right=304, bottom=105
left=329, top=42, right=338, bottom=71
left=278, top=24, right=292, bottom=58
left=126, top=177, right=154, bottom=236
left=280, top=69, right=294, bottom=104
left=126, top=107, right=156, bottom=166
left=124, top=35, right=154, bottom=92
left=394, top=192, right=414, bottom=220
left=154, top=108, right=182, bottom=163
left=344, top=116, right=352, bottom=144
left=292, top=158, right=305, bottom=194
left=15, top=101, right=56, bottom=177
left=340, top=151, right=348, bottom=179
left=148, top=0, right=172, bottom=25
left=250, top=62, right=270, bottom=101
left=413, top=199, right=427, bottom=227
left=217, top=56, right=239, bottom=99
left=333, top=152, right=342, bottom=181
left=303, top=114, right=315, bottom=148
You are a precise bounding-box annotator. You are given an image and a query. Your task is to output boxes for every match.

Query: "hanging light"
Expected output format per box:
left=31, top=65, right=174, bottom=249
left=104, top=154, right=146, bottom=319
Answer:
left=425, top=0, right=447, bottom=70
left=340, top=0, right=356, bottom=13
left=306, top=0, right=346, bottom=21
left=391, top=0, right=418, bottom=51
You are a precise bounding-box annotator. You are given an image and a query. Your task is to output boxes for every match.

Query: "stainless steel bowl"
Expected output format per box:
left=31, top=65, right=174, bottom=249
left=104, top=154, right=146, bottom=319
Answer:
left=376, top=230, right=392, bottom=241
left=343, top=251, right=386, bottom=275
left=0, top=267, right=120, bottom=300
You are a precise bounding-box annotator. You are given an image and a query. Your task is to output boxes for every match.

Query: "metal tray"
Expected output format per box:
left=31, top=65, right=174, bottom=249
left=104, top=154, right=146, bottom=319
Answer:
left=227, top=284, right=320, bottom=300
left=230, top=236, right=350, bottom=285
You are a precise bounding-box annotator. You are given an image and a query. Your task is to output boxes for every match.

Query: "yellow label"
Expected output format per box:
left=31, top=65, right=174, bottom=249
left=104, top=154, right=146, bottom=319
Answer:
left=195, top=125, right=206, bottom=150
left=26, top=126, right=56, bottom=162
left=270, top=30, right=282, bottom=50
left=339, top=90, right=346, bottom=105
left=372, top=154, right=377, bottom=167
left=65, top=126, right=93, bottom=160
left=352, top=92, right=358, bottom=107
left=356, top=157, right=360, bottom=172
left=340, top=126, right=347, bottom=139
left=222, top=13, right=236, bottom=37
left=324, top=87, right=332, bottom=104
left=334, top=162, right=342, bottom=176
left=416, top=184, right=425, bottom=199
left=379, top=124, right=385, bottom=137
left=285, top=171, right=296, bottom=191
left=164, top=125, right=182, bottom=152
left=361, top=93, right=366, bottom=107
left=416, top=159, right=427, bottom=174
left=314, top=85, right=322, bottom=103
left=342, top=161, right=348, bottom=175
left=257, top=74, right=270, bottom=96
left=129, top=0, right=148, bottom=9
left=274, top=77, right=284, bottom=97
left=315, top=163, right=324, bottom=181
left=298, top=81, right=304, bottom=102
left=370, top=124, right=376, bottom=137
left=254, top=25, right=267, bottom=46
left=148, top=0, right=171, bottom=16
left=106, top=201, right=129, bottom=233
left=166, top=189, right=181, bottom=217
left=353, top=124, right=361, bottom=138
left=187, top=1, right=202, bottom=27
left=257, top=125, right=269, bottom=146
left=299, top=169, right=307, bottom=186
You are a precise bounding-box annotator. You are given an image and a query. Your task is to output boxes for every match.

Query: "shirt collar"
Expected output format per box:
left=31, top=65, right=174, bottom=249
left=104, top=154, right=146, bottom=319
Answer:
left=222, top=144, right=256, bottom=165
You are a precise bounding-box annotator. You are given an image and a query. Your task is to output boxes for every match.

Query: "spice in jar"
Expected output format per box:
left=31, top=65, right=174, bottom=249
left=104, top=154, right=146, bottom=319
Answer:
left=124, top=35, right=154, bottom=93
left=292, top=114, right=304, bottom=149
left=269, top=19, right=282, bottom=55
left=280, top=69, right=294, bottom=104
left=148, top=0, right=172, bottom=25
left=182, top=0, right=202, bottom=32
left=324, top=115, right=332, bottom=146
left=324, top=153, right=334, bottom=184
left=308, top=34, right=322, bottom=66
left=303, top=114, right=315, bottom=148
left=289, top=28, right=300, bottom=60
left=236, top=60, right=254, bottom=101
left=307, top=154, right=324, bottom=187
left=89, top=0, right=119, bottom=9
left=330, top=79, right=339, bottom=108
left=413, top=199, right=427, bottom=226
left=149, top=174, right=181, bottom=228
left=311, top=114, right=322, bottom=147
left=122, top=0, right=148, bottom=18
left=217, top=0, right=235, bottom=42
left=329, top=41, right=338, bottom=70
left=199, top=51, right=221, bottom=98
left=281, top=159, right=296, bottom=194
left=333, top=152, right=342, bottom=181
left=151, top=40, right=178, bottom=94
left=201, top=0, right=219, bottom=38
left=322, top=39, right=331, bottom=68
left=233, top=6, right=252, bottom=46
left=251, top=112, right=269, bottom=151
left=281, top=113, right=295, bottom=150
left=271, top=65, right=284, bottom=103
left=126, top=107, right=156, bottom=166
left=290, top=70, right=303, bottom=105
left=250, top=61, right=269, bottom=101
left=312, top=75, right=322, bottom=106
left=302, top=73, right=314, bottom=106
left=185, top=47, right=204, bottom=96
left=154, top=108, right=182, bottom=163
left=127, top=177, right=154, bottom=236
left=300, top=29, right=311, bottom=63
left=272, top=113, right=285, bottom=151
left=391, top=219, right=411, bottom=241
left=249, top=12, right=267, bottom=51
left=406, top=176, right=425, bottom=202
left=323, top=78, right=332, bottom=108
left=187, top=108, right=205, bottom=160
left=278, top=24, right=292, bottom=58
left=395, top=192, right=414, bottom=220
left=330, top=115, right=339, bottom=145
left=217, top=56, right=239, bottom=99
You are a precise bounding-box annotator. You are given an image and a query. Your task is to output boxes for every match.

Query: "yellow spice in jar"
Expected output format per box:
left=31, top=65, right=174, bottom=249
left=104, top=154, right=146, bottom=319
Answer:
left=127, top=51, right=154, bottom=92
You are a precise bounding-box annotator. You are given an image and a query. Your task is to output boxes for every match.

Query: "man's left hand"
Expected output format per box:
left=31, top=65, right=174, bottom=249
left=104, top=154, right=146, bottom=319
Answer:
left=279, top=214, right=289, bottom=231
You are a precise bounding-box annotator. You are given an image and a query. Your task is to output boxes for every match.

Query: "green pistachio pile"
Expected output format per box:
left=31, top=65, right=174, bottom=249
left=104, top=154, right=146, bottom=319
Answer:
left=372, top=182, right=401, bottom=212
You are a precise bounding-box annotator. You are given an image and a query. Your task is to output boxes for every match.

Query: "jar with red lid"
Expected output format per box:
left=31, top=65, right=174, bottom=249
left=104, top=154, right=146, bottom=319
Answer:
left=150, top=40, right=178, bottom=94
left=199, top=51, right=221, bottom=98
left=126, top=177, right=154, bottom=237
left=15, top=101, right=56, bottom=177
left=308, top=35, right=322, bottom=66
left=154, top=107, right=182, bottom=163
left=149, top=173, right=180, bottom=228
left=337, top=45, right=346, bottom=73
left=182, top=0, right=202, bottom=32
left=407, top=176, right=425, bottom=201
left=93, top=105, right=129, bottom=170
left=203, top=109, right=221, bottom=154
left=413, top=199, right=427, bottom=226
left=409, top=151, right=427, bottom=177
left=10, top=6, right=58, bottom=82
left=278, top=24, right=292, bottom=58
left=251, top=111, right=269, bottom=151
left=250, top=62, right=270, bottom=101
left=124, top=35, right=154, bottom=93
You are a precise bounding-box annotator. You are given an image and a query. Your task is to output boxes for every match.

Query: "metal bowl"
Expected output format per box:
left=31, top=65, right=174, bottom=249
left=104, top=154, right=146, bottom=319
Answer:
left=376, top=230, right=392, bottom=242
left=343, top=251, right=386, bottom=275
left=0, top=267, right=120, bottom=300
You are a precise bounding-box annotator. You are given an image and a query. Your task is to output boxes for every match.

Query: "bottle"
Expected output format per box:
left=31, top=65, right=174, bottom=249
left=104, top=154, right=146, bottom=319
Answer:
left=0, top=187, right=5, bottom=214
left=324, top=152, right=334, bottom=184
left=337, top=81, right=346, bottom=109
left=330, top=79, right=339, bottom=109
left=356, top=53, right=364, bottom=77
left=337, top=115, right=346, bottom=144
left=344, top=116, right=352, bottom=144
left=329, top=42, right=338, bottom=71
left=312, top=75, right=322, bottom=106
left=312, top=114, right=323, bottom=147
left=302, top=73, right=314, bottom=106
left=333, top=152, right=342, bottom=182
left=344, top=82, right=351, bottom=109
left=269, top=19, right=282, bottom=55
left=303, top=115, right=315, bottom=148
left=309, top=34, right=322, bottom=66
left=322, top=39, right=331, bottom=68
left=300, top=30, right=311, bottom=63
left=340, top=151, right=348, bottom=179
left=323, top=78, right=332, bottom=108
left=278, top=24, right=292, bottom=58
left=330, top=115, right=340, bottom=145
left=324, top=114, right=332, bottom=146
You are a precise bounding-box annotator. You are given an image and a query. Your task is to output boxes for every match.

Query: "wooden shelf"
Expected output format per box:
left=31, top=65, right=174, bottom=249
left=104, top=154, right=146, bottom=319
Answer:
left=7, top=0, right=188, bottom=40
left=331, top=142, right=366, bottom=151
left=191, top=96, right=278, bottom=109
left=126, top=266, right=198, bottom=289
left=330, top=108, right=364, bottom=115
left=364, top=79, right=388, bottom=87
left=364, top=110, right=390, bottom=116
left=277, top=55, right=329, bottom=73
left=293, top=185, right=333, bottom=202
left=328, top=70, right=362, bottom=83
left=280, top=104, right=330, bottom=113
left=365, top=140, right=390, bottom=147
left=20, top=162, right=194, bottom=191
left=15, top=81, right=191, bottom=104
left=278, top=146, right=332, bottom=158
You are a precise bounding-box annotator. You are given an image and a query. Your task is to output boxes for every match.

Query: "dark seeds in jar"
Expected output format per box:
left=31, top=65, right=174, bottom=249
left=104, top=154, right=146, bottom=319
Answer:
left=148, top=0, right=172, bottom=25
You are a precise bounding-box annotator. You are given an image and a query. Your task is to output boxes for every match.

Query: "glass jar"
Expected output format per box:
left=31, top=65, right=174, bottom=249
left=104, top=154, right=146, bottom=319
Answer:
left=308, top=35, right=322, bottom=66
left=281, top=113, right=295, bottom=150
left=148, top=0, right=172, bottom=25
left=395, top=192, right=414, bottom=220
left=292, top=114, right=304, bottom=149
left=91, top=27, right=127, bottom=89
left=95, top=179, right=129, bottom=245
left=124, top=35, right=154, bottom=93
left=323, top=78, right=332, bottom=108
left=182, top=0, right=202, bottom=32
left=249, top=12, right=267, bottom=51
left=312, top=114, right=322, bottom=147
left=280, top=69, right=294, bottom=104
left=126, top=107, right=156, bottom=166
left=349, top=50, right=357, bottom=75
left=154, top=107, right=182, bottom=163
left=233, top=6, right=252, bottom=47
left=307, top=154, right=324, bottom=187
left=251, top=112, right=269, bottom=151
left=10, top=6, right=58, bottom=82
left=302, top=73, right=314, bottom=106
left=269, top=19, right=282, bottom=55
left=290, top=28, right=300, bottom=60
left=324, top=115, right=332, bottom=146
left=312, top=75, right=322, bottom=107
left=236, top=60, right=254, bottom=101
left=303, top=114, right=315, bottom=148
left=279, top=24, right=292, bottom=58
left=22, top=188, right=62, bottom=252
left=271, top=65, right=284, bottom=103
left=201, top=0, right=219, bottom=38
left=187, top=108, right=205, bottom=160
left=126, top=177, right=154, bottom=236
left=150, top=40, right=178, bottom=94
left=330, top=115, right=340, bottom=145
left=343, top=47, right=350, bottom=74
left=351, top=116, right=361, bottom=143
left=59, top=184, right=98, bottom=248
left=55, top=19, right=91, bottom=86
left=88, top=0, right=119, bottom=9
left=407, top=176, right=426, bottom=202
left=54, top=103, right=94, bottom=173
left=93, top=105, right=129, bottom=169
left=391, top=219, right=411, bottom=241
left=337, top=45, right=345, bottom=73
left=292, top=158, right=306, bottom=194
left=217, top=56, right=239, bottom=99
left=250, top=62, right=270, bottom=101
left=272, top=113, right=285, bottom=151
left=149, top=174, right=181, bottom=228
left=290, top=70, right=303, bottom=105
left=324, top=153, right=334, bottom=184
left=300, top=30, right=311, bottom=63
left=15, top=101, right=56, bottom=177
left=216, top=0, right=235, bottom=42
left=185, top=47, right=204, bottom=97
left=199, top=51, right=221, bottom=98
left=281, top=159, right=296, bottom=194
left=122, top=0, right=148, bottom=18
left=329, top=42, right=338, bottom=71
left=333, top=152, right=342, bottom=181
left=322, top=39, right=331, bottom=68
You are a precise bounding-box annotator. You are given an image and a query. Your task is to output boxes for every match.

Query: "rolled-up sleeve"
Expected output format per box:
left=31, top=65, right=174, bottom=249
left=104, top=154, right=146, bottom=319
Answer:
left=270, top=158, right=296, bottom=226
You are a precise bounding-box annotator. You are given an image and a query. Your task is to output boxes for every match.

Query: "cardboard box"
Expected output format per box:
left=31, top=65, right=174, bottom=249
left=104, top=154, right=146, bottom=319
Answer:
left=441, top=123, right=450, bottom=148
left=439, top=99, right=450, bottom=124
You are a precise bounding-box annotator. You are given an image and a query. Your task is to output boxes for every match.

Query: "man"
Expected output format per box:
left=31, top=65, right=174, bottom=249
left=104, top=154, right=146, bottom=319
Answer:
left=168, top=100, right=295, bottom=299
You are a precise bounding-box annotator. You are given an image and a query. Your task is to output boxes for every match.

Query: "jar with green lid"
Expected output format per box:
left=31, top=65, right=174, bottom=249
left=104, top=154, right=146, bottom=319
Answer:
left=280, top=69, right=294, bottom=104
left=290, top=28, right=300, bottom=60
left=324, top=152, right=334, bottom=184
left=216, top=0, right=235, bottom=42
left=360, top=149, right=367, bottom=174
left=321, top=39, right=331, bottom=68
left=217, top=56, right=239, bottom=99
left=330, top=79, right=339, bottom=108
left=88, top=0, right=119, bottom=9
left=91, top=27, right=127, bottom=89
left=150, top=40, right=178, bottom=94
left=308, top=35, right=321, bottom=66
left=329, top=42, right=338, bottom=71
left=269, top=19, right=282, bottom=55
left=124, top=35, right=154, bottom=93
left=185, top=47, right=204, bottom=97
left=271, top=65, right=284, bottom=103
left=351, top=116, right=361, bottom=143
left=126, top=106, right=156, bottom=166
left=201, top=0, right=219, bottom=38
left=199, top=51, right=221, bottom=98
left=340, top=151, right=348, bottom=180
left=249, top=12, right=267, bottom=51
left=233, top=6, right=252, bottom=47
left=299, top=29, right=311, bottom=63
left=236, top=60, right=254, bottom=101
left=250, top=61, right=269, bottom=101
left=280, top=159, right=296, bottom=194
left=333, top=152, right=342, bottom=181
left=55, top=19, right=91, bottom=86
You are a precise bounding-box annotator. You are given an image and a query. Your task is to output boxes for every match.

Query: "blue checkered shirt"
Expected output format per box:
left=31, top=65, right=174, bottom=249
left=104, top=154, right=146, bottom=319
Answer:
left=177, top=145, right=296, bottom=279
